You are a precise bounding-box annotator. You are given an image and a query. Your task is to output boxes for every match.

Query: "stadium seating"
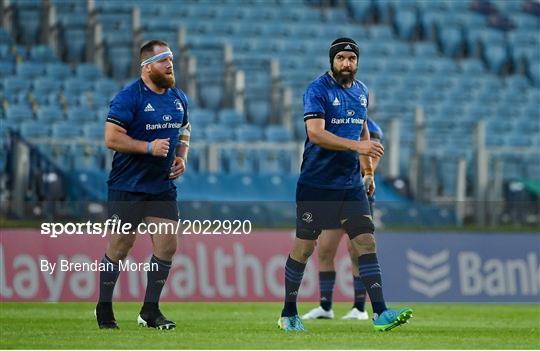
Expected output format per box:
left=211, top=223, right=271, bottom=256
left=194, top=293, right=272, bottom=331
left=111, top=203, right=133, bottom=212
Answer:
left=1, top=0, right=538, bottom=225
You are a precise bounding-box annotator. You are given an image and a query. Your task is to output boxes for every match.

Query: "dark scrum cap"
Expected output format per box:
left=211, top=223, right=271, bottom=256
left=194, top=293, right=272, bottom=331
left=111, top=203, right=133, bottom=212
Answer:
left=329, top=37, right=359, bottom=68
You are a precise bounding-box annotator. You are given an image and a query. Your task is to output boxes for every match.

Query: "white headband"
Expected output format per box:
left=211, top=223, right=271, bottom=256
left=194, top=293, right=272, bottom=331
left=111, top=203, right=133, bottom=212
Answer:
left=140, top=51, right=173, bottom=67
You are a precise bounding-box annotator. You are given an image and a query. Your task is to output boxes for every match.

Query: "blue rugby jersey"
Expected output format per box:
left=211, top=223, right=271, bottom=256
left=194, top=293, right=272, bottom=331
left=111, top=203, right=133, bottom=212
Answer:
left=299, top=72, right=369, bottom=189
left=367, top=118, right=383, bottom=142
left=106, top=79, right=189, bottom=194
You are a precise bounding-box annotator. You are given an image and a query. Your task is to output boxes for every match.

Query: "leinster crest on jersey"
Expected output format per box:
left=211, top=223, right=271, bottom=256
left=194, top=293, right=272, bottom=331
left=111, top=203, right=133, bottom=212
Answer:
left=359, top=95, right=367, bottom=108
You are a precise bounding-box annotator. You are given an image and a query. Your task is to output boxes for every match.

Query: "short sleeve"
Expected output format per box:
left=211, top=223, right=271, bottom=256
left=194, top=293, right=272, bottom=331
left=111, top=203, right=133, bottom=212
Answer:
left=303, top=84, right=325, bottom=121
left=177, top=89, right=189, bottom=127
left=107, top=89, right=135, bottom=129
left=367, top=118, right=383, bottom=142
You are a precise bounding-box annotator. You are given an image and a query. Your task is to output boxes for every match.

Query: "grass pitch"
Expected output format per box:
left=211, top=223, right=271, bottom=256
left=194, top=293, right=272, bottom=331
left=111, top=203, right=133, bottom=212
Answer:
left=1, top=302, right=538, bottom=349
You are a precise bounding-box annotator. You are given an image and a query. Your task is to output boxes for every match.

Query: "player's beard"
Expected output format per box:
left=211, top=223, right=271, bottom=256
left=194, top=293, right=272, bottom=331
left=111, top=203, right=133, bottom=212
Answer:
left=332, top=66, right=357, bottom=86
left=149, top=69, right=175, bottom=89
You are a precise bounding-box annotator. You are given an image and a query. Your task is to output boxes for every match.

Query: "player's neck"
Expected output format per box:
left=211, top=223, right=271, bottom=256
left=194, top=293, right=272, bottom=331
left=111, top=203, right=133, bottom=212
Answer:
left=141, top=75, right=167, bottom=94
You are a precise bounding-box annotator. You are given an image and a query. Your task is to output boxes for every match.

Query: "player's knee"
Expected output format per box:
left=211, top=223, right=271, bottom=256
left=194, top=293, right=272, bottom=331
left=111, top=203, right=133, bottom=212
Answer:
left=318, top=246, right=335, bottom=265
left=296, top=227, right=322, bottom=241
left=342, top=216, right=375, bottom=240
left=112, top=237, right=136, bottom=258
left=292, top=240, right=316, bottom=262
left=156, top=244, right=177, bottom=261
left=300, top=247, right=314, bottom=261
left=352, top=233, right=376, bottom=253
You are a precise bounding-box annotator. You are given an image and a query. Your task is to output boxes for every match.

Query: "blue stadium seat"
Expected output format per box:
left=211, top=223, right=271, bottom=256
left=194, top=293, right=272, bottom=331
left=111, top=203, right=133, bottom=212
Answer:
left=71, top=143, right=106, bottom=170
left=5, top=104, right=34, bottom=121
left=0, top=44, right=11, bottom=59
left=265, top=125, right=292, bottom=142
left=322, top=8, right=350, bottom=23
left=106, top=46, right=132, bottom=80
left=394, top=9, right=418, bottom=40
left=190, top=108, right=216, bottom=128
left=258, top=149, right=291, bottom=174
left=512, top=13, right=540, bottom=30
left=51, top=123, right=81, bottom=138
left=483, top=45, right=510, bottom=74
left=63, top=29, right=87, bottom=62
left=94, top=78, right=118, bottom=97
left=433, top=59, right=460, bottom=74
left=529, top=62, right=540, bottom=85
left=36, top=105, right=65, bottom=123
left=234, top=125, right=263, bottom=142
left=493, top=0, right=524, bottom=14
left=63, top=77, right=94, bottom=95
left=199, top=86, right=223, bottom=110
left=17, top=8, right=42, bottom=45
left=29, top=45, right=58, bottom=62
left=0, top=28, right=12, bottom=44
left=76, top=64, right=102, bottom=81
left=0, top=61, right=15, bottom=76
left=32, top=78, right=63, bottom=95
left=13, top=45, right=28, bottom=60
left=16, top=61, right=46, bottom=78
left=247, top=100, right=271, bottom=126
left=20, top=121, right=50, bottom=139
left=2, top=76, right=32, bottom=93
left=224, top=149, right=258, bottom=174
left=458, top=12, right=487, bottom=29
left=60, top=90, right=79, bottom=107
left=66, top=106, right=95, bottom=122
left=410, top=57, right=437, bottom=74
left=82, top=123, right=104, bottom=139
left=369, top=26, right=394, bottom=40
left=190, top=127, right=206, bottom=142
left=45, top=62, right=71, bottom=79
left=505, top=75, right=532, bottom=92
left=347, top=0, right=373, bottom=22
left=205, top=125, right=232, bottom=142
left=460, top=59, right=485, bottom=74
left=439, top=27, right=463, bottom=57
left=217, top=109, right=245, bottom=126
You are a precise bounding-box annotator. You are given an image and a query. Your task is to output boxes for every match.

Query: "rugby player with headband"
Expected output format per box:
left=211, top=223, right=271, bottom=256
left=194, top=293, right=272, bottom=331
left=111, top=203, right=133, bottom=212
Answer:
left=96, top=40, right=190, bottom=331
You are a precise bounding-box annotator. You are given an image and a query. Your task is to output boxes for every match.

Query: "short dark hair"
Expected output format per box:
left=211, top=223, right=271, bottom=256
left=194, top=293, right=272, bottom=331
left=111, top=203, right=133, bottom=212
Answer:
left=139, top=39, right=169, bottom=62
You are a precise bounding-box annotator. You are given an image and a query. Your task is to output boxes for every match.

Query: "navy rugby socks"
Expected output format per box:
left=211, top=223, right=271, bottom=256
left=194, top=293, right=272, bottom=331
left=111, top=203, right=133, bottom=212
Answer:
left=282, top=256, right=306, bottom=317
left=358, top=253, right=387, bottom=316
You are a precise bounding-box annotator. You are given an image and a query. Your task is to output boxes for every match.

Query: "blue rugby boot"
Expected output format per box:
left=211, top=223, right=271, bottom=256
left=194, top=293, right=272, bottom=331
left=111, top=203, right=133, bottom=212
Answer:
left=373, top=308, right=413, bottom=331
left=278, top=315, right=306, bottom=331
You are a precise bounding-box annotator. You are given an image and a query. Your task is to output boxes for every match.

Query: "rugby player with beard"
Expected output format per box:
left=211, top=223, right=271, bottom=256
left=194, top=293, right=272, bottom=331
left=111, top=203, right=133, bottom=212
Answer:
left=95, top=40, right=190, bottom=330
left=278, top=38, right=412, bottom=332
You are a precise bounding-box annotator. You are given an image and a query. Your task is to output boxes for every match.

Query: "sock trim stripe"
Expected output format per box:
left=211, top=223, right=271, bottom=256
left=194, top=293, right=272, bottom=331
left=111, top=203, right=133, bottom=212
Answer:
left=285, top=273, right=303, bottom=283
left=358, top=263, right=380, bottom=269
left=285, top=268, right=304, bottom=278
left=360, top=268, right=381, bottom=276
left=320, top=281, right=335, bottom=285
left=360, top=272, right=381, bottom=278
left=319, top=281, right=336, bottom=285
left=285, top=266, right=304, bottom=274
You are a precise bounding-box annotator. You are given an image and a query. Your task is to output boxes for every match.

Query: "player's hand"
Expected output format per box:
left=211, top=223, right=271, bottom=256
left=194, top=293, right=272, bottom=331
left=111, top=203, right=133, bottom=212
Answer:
left=151, top=138, right=170, bottom=157
left=356, top=140, right=384, bottom=158
left=364, top=174, right=375, bottom=197
left=169, top=156, right=186, bottom=179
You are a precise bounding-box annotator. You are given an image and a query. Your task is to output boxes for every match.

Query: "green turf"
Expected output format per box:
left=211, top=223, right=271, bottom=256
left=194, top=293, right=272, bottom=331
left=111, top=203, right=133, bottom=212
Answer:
left=1, top=302, right=539, bottom=349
